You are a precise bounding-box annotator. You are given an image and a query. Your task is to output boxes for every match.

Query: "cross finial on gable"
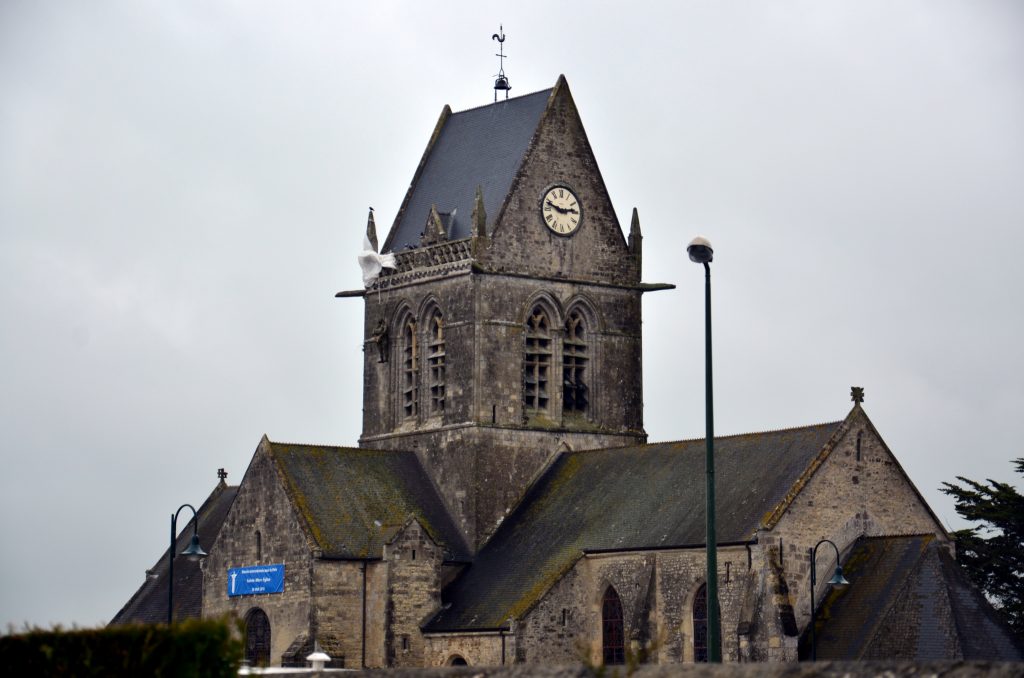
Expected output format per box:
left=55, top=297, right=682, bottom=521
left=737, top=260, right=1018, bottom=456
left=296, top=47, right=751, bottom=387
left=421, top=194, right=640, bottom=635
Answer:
left=217, top=467, right=228, bottom=482
left=851, top=386, right=864, bottom=404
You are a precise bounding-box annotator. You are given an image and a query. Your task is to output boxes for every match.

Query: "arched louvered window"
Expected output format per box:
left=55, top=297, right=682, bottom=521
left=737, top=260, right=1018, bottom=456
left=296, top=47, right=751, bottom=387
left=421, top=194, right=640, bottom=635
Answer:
left=563, top=310, right=588, bottom=413
left=524, top=307, right=551, bottom=412
left=693, top=583, right=708, bottom=662
left=244, top=608, right=271, bottom=668
left=602, top=586, right=625, bottom=665
left=427, top=309, right=445, bottom=414
left=402, top=317, right=419, bottom=418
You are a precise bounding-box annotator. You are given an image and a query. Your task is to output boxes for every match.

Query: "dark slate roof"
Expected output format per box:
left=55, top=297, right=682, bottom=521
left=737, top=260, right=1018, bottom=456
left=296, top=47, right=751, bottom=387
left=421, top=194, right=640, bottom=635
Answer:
left=110, top=482, right=238, bottom=625
left=267, top=442, right=471, bottom=562
left=809, top=535, right=1024, bottom=661
left=384, top=88, right=552, bottom=253
left=426, top=422, right=842, bottom=631
left=940, top=544, right=1024, bottom=659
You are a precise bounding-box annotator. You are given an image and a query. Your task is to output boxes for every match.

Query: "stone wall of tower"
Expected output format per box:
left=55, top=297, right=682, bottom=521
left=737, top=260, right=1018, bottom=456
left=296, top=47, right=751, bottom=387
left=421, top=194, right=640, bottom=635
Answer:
left=359, top=271, right=645, bottom=550
left=479, top=80, right=640, bottom=288
left=359, top=78, right=651, bottom=553
left=471, top=275, right=643, bottom=435
left=361, top=274, right=477, bottom=440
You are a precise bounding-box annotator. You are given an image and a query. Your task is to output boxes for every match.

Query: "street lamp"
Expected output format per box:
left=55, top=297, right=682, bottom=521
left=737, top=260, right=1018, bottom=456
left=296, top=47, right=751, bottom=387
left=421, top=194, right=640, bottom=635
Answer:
left=168, top=503, right=208, bottom=624
left=687, top=235, right=721, bottom=662
left=808, top=538, right=850, bottom=660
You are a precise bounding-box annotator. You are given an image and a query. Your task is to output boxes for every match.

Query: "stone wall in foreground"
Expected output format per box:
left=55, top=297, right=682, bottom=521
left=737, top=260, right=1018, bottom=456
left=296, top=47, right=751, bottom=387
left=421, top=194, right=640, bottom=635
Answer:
left=243, top=660, right=1023, bottom=677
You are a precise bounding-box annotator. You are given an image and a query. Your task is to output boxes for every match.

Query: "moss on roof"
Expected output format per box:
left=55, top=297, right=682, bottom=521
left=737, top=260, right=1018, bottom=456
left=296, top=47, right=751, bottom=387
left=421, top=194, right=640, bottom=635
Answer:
left=427, top=422, right=842, bottom=632
left=268, top=442, right=469, bottom=561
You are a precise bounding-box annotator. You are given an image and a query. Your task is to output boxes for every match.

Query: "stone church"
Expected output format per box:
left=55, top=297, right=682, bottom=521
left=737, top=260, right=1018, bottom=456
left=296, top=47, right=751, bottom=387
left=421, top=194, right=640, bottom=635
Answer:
left=112, top=76, right=1022, bottom=667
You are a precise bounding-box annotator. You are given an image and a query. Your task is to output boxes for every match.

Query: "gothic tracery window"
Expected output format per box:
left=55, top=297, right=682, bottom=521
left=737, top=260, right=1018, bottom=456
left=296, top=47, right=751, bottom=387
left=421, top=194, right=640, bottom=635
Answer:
left=563, top=310, right=588, bottom=414
left=402, top=317, right=419, bottom=419
left=524, top=307, right=551, bottom=413
left=427, top=309, right=445, bottom=414
left=693, top=583, right=708, bottom=663
left=602, top=586, right=625, bottom=665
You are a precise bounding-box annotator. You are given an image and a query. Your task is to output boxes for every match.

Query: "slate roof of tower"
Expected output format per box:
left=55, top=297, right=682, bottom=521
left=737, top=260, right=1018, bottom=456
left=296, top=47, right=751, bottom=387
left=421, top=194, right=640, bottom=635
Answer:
left=267, top=442, right=471, bottom=562
left=383, top=88, right=552, bottom=253
left=110, top=481, right=238, bottom=625
left=811, top=535, right=1024, bottom=661
left=426, top=421, right=843, bottom=632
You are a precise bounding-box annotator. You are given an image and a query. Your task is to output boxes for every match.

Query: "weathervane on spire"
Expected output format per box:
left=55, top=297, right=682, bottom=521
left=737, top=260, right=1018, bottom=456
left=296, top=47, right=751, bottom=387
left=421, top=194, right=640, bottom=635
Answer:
left=492, top=25, right=511, bottom=102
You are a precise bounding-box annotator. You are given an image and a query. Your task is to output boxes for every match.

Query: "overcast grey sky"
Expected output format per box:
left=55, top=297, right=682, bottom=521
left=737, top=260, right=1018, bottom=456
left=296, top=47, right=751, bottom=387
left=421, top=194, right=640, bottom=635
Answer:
left=2, top=1, right=1022, bottom=629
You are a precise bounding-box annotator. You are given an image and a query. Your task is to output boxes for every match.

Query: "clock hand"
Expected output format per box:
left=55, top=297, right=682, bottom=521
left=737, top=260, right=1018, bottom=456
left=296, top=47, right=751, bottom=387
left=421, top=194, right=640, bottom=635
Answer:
left=546, top=199, right=571, bottom=214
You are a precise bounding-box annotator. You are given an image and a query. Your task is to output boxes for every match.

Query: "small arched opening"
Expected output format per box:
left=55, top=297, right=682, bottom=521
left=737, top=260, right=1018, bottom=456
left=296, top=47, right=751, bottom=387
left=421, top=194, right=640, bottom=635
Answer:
left=244, top=607, right=271, bottom=667
left=692, top=583, right=708, bottom=663
left=602, top=586, right=625, bottom=665
left=447, top=654, right=468, bottom=666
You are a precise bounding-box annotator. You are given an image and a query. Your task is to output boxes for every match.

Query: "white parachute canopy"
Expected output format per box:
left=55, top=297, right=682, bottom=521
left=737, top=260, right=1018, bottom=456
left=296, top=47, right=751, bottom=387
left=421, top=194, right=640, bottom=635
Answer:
left=358, top=235, right=397, bottom=288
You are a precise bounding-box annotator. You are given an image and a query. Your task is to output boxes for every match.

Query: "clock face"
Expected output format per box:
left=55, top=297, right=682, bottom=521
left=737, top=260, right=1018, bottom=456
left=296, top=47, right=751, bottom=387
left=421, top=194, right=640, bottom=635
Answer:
left=541, top=185, right=582, bottom=236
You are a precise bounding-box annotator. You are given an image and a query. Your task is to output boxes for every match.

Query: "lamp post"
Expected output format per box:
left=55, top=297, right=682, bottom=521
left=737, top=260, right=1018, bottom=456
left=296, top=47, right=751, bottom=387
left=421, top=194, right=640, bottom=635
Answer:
left=808, top=538, right=850, bottom=660
left=687, top=236, right=721, bottom=662
left=168, top=503, right=208, bottom=624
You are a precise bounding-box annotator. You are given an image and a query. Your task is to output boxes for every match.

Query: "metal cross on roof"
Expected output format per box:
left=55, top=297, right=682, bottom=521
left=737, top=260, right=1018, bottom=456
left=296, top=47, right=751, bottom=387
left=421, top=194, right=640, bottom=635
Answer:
left=851, top=386, right=865, bottom=404
left=492, top=25, right=510, bottom=102
left=217, top=467, right=228, bottom=481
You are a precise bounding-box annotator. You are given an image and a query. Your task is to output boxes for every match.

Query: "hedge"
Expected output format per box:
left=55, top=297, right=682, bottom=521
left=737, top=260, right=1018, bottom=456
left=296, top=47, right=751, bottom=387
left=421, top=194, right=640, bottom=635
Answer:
left=0, top=618, right=243, bottom=677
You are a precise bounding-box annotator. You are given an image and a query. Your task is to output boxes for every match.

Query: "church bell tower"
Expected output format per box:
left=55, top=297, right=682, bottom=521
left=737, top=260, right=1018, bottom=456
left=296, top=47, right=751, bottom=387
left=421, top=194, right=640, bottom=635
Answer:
left=340, top=76, right=670, bottom=551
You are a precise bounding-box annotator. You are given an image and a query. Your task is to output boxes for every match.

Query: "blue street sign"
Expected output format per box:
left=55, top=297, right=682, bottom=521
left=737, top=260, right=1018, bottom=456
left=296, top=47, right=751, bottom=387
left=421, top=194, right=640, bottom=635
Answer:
left=227, top=564, right=285, bottom=597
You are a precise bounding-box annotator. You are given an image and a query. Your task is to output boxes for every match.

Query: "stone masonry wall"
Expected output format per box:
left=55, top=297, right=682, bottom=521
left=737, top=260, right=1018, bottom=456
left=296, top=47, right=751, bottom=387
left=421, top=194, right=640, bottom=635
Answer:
left=767, top=409, right=947, bottom=634
left=360, top=272, right=645, bottom=551
left=423, top=632, right=507, bottom=667
left=514, top=557, right=590, bottom=665
left=511, top=547, right=754, bottom=667
left=384, top=520, right=445, bottom=668
left=358, top=78, right=648, bottom=556
left=201, top=440, right=314, bottom=666
left=652, top=548, right=753, bottom=664
left=310, top=560, right=367, bottom=668
left=364, top=560, right=389, bottom=668
left=361, top=276, right=476, bottom=441
left=481, top=79, right=639, bottom=287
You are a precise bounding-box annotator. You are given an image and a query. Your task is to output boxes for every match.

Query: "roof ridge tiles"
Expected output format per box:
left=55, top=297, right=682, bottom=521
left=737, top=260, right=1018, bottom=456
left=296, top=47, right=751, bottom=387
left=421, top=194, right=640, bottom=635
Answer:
left=449, top=86, right=553, bottom=116
left=567, top=420, right=844, bottom=455
left=267, top=440, right=413, bottom=454
left=686, top=420, right=843, bottom=443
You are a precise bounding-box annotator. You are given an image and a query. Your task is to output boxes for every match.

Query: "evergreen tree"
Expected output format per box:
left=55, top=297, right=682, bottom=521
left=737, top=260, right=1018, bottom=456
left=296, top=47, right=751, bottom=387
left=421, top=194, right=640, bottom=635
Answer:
left=941, top=458, right=1024, bottom=635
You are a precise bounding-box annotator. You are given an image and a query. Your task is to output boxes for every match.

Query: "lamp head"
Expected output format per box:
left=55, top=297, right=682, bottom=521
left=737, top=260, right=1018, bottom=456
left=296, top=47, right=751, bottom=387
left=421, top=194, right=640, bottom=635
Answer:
left=181, top=533, right=208, bottom=560
left=687, top=236, right=713, bottom=264
left=828, top=566, right=850, bottom=586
